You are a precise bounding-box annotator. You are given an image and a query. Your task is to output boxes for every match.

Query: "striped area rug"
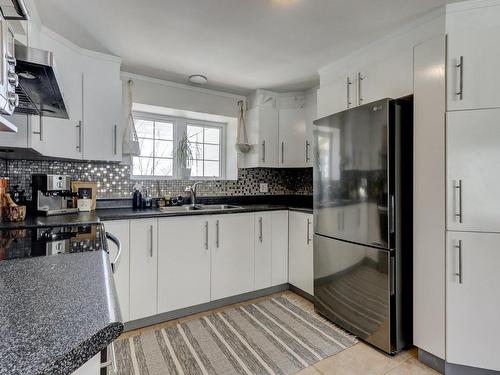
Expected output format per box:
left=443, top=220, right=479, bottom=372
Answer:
left=114, top=295, right=357, bottom=375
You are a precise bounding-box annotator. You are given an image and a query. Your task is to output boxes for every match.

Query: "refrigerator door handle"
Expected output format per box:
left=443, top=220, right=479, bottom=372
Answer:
left=390, top=256, right=395, bottom=296
left=389, top=195, right=395, bottom=234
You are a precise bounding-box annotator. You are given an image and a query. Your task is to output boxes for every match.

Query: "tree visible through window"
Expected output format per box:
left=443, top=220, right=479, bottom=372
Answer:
left=131, top=114, right=225, bottom=179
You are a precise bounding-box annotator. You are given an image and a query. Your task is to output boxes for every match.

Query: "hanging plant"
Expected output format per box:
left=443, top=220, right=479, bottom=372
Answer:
left=176, top=132, right=194, bottom=179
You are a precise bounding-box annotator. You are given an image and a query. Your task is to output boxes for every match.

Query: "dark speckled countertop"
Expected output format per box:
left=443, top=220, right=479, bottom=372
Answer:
left=0, top=250, right=123, bottom=375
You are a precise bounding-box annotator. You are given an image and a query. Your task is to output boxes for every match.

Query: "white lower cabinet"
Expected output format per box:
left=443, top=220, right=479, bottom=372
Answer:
left=71, top=353, right=100, bottom=375
left=271, top=211, right=289, bottom=286
left=288, top=211, right=314, bottom=295
left=129, top=219, right=158, bottom=321
left=446, top=231, right=500, bottom=371
left=211, top=213, right=255, bottom=300
left=254, top=212, right=272, bottom=290
left=157, top=216, right=211, bottom=313
left=103, top=220, right=130, bottom=323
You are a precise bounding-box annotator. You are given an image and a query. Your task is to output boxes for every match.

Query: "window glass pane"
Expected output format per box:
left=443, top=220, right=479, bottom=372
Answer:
left=132, top=157, right=153, bottom=176
left=191, top=160, right=203, bottom=177
left=154, top=158, right=173, bottom=176
left=155, top=122, right=173, bottom=140
left=135, top=119, right=154, bottom=138
left=204, top=127, right=220, bottom=144
left=154, top=140, right=173, bottom=158
left=187, top=125, right=204, bottom=143
left=189, top=143, right=204, bottom=160
left=204, top=161, right=220, bottom=177
left=204, top=144, right=219, bottom=160
left=138, top=138, right=154, bottom=158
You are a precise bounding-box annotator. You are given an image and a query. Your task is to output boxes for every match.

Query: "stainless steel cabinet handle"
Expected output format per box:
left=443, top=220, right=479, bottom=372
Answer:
left=305, top=140, right=310, bottom=163
left=149, top=225, right=154, bottom=257
left=204, top=221, right=209, bottom=250
left=306, top=218, right=312, bottom=245
left=456, top=56, right=464, bottom=100
left=113, top=124, right=117, bottom=155
left=357, top=72, right=364, bottom=105
left=347, top=77, right=352, bottom=108
left=105, top=232, right=122, bottom=274
left=455, top=180, right=463, bottom=223
left=259, top=217, right=263, bottom=242
left=262, top=140, right=266, bottom=163
left=76, top=120, right=82, bottom=152
left=455, top=240, right=463, bottom=284
left=100, top=343, right=118, bottom=373
left=281, top=141, right=285, bottom=164
left=216, top=220, right=219, bottom=248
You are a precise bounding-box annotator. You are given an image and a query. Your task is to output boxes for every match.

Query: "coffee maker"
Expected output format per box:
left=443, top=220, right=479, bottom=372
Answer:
left=32, top=174, right=78, bottom=216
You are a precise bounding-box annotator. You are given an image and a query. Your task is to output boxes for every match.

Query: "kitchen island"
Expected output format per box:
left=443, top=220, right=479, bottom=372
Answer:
left=0, top=249, right=123, bottom=375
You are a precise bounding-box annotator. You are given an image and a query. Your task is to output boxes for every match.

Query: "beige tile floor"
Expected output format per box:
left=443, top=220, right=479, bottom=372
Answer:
left=120, top=291, right=438, bottom=375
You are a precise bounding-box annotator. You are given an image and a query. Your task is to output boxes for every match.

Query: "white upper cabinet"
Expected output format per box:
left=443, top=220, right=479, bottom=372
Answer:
left=30, top=32, right=83, bottom=160
left=245, top=98, right=279, bottom=168
left=157, top=216, right=211, bottom=313
left=82, top=54, right=122, bottom=161
left=211, top=213, right=255, bottom=300
left=278, top=106, right=307, bottom=167
left=244, top=90, right=315, bottom=168
left=446, top=4, right=500, bottom=111
left=447, top=109, right=500, bottom=233
left=446, top=231, right=500, bottom=371
left=317, top=74, right=355, bottom=119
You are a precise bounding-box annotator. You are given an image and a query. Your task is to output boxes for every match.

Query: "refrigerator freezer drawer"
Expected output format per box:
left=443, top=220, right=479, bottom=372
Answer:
left=314, top=234, right=393, bottom=353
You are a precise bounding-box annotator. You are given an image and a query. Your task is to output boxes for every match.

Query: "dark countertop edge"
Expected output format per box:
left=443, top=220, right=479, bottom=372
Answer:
left=47, top=322, right=123, bottom=375
left=0, top=205, right=313, bottom=229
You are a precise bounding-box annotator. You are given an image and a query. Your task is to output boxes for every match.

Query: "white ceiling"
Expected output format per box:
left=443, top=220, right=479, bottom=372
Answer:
left=35, top=0, right=451, bottom=95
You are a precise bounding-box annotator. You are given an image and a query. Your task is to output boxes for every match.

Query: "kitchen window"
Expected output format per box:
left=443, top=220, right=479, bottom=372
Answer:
left=132, top=112, right=226, bottom=179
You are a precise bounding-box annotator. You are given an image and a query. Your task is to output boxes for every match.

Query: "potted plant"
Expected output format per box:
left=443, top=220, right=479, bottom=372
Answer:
left=176, top=132, right=193, bottom=179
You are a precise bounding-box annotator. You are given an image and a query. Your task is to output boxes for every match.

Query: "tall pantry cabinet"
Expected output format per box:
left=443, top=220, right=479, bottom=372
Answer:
left=414, top=1, right=500, bottom=372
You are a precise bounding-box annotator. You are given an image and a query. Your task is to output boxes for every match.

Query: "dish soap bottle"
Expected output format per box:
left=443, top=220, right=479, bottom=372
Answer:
left=132, top=184, right=142, bottom=209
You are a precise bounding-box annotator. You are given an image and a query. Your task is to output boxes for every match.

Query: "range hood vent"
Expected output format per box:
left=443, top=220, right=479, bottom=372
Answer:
left=0, top=0, right=29, bottom=20
left=14, top=43, right=69, bottom=119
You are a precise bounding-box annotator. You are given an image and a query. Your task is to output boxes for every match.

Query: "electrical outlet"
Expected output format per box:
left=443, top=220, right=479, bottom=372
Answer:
left=259, top=183, right=269, bottom=193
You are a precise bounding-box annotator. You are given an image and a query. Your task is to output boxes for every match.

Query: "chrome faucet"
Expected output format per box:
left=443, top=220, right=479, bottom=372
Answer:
left=185, top=182, right=203, bottom=207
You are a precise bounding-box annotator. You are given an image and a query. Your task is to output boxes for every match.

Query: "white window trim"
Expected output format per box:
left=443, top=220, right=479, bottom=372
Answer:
left=131, top=111, right=227, bottom=180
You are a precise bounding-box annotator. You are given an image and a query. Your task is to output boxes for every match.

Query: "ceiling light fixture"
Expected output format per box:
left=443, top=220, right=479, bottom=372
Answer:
left=188, top=74, right=208, bottom=85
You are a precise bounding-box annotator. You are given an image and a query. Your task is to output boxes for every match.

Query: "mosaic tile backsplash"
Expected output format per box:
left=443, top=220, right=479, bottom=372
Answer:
left=1, top=159, right=312, bottom=199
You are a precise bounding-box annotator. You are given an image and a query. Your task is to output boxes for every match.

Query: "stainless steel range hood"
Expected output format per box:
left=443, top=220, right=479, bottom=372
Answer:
left=14, top=43, right=69, bottom=119
left=0, top=0, right=29, bottom=20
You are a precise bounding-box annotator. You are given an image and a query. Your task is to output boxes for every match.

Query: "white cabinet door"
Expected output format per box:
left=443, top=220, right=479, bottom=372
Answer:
left=103, top=220, right=130, bottom=323
left=32, top=32, right=83, bottom=160
left=129, top=219, right=157, bottom=320
left=271, top=211, right=289, bottom=286
left=157, top=216, right=211, bottom=313
left=447, top=27, right=500, bottom=111
left=359, top=50, right=412, bottom=105
left=304, top=96, right=316, bottom=168
left=317, top=75, right=354, bottom=118
left=254, top=212, right=272, bottom=290
left=82, top=56, right=122, bottom=162
left=447, top=109, right=500, bottom=232
left=244, top=104, right=279, bottom=168
left=289, top=211, right=314, bottom=295
left=446, top=232, right=500, bottom=371
left=211, top=213, right=255, bottom=300
left=279, top=107, right=307, bottom=167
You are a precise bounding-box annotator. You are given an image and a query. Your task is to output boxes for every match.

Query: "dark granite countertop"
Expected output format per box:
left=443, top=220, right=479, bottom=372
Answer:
left=0, top=250, right=123, bottom=375
left=0, top=204, right=312, bottom=229
left=97, top=204, right=312, bottom=221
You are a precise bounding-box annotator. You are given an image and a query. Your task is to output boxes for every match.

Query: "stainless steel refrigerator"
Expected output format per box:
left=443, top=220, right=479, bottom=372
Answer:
left=313, top=97, right=413, bottom=354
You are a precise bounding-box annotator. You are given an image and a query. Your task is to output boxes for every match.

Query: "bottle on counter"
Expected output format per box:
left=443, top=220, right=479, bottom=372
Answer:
left=132, top=187, right=142, bottom=209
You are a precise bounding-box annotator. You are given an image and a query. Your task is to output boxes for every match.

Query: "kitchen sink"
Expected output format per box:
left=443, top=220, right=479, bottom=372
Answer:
left=159, top=204, right=243, bottom=213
